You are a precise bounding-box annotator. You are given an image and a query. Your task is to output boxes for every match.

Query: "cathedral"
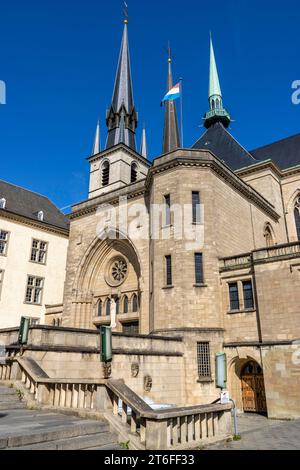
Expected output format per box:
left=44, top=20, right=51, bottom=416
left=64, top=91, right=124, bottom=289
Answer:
left=2, top=16, right=299, bottom=435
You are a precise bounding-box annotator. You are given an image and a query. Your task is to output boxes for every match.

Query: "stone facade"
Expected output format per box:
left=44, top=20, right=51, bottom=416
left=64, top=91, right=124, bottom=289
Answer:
left=50, top=144, right=300, bottom=420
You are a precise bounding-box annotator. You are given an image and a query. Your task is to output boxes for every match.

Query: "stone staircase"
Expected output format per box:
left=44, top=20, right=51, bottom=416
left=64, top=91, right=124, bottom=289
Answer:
left=0, top=385, right=120, bottom=450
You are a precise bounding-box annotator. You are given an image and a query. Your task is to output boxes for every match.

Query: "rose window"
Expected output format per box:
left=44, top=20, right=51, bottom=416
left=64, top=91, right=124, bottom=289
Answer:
left=111, top=259, right=128, bottom=283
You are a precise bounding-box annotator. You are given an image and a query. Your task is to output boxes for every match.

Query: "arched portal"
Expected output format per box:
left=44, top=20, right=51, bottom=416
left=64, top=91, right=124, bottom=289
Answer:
left=241, top=361, right=267, bottom=414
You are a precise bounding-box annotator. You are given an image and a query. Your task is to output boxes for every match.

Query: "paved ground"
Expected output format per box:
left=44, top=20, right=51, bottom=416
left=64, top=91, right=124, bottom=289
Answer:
left=210, top=414, right=300, bottom=450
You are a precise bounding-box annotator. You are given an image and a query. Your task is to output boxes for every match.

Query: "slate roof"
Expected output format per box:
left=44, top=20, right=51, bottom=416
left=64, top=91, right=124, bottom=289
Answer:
left=251, top=133, right=300, bottom=170
left=192, top=122, right=258, bottom=171
left=0, top=179, right=69, bottom=231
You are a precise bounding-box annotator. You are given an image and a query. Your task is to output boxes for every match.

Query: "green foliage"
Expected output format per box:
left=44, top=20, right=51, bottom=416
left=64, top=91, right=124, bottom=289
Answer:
left=16, top=389, right=24, bottom=401
left=119, top=441, right=130, bottom=450
left=233, top=434, right=242, bottom=441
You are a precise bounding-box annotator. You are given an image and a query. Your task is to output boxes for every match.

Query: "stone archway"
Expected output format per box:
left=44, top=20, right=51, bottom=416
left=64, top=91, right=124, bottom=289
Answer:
left=228, top=353, right=268, bottom=415
left=70, top=234, right=142, bottom=330
left=241, top=361, right=267, bottom=414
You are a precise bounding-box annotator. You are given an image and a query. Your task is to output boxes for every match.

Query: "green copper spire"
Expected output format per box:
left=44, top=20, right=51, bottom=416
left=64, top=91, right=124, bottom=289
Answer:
left=204, top=34, right=230, bottom=129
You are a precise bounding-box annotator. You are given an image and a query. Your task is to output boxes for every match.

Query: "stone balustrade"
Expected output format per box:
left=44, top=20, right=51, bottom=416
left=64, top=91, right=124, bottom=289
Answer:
left=106, top=379, right=232, bottom=450
left=219, top=253, right=252, bottom=272
left=253, top=242, right=300, bottom=262
left=0, top=359, right=232, bottom=450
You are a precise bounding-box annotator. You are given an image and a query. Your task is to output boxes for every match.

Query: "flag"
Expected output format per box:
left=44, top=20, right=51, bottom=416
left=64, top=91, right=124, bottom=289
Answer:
left=161, top=83, right=180, bottom=106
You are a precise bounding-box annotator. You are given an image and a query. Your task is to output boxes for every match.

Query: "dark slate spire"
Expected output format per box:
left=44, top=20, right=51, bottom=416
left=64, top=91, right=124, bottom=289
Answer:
left=162, top=49, right=180, bottom=154
left=105, top=17, right=138, bottom=151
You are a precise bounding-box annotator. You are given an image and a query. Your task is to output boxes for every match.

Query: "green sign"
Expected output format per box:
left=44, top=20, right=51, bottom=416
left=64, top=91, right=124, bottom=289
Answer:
left=18, top=317, right=30, bottom=345
left=100, top=326, right=112, bottom=363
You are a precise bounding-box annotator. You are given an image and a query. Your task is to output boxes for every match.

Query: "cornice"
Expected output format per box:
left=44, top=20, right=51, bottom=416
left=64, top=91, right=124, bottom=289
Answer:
left=0, top=209, right=69, bottom=238
left=146, top=151, right=279, bottom=221
left=87, top=143, right=151, bottom=168
left=70, top=185, right=147, bottom=220
left=236, top=160, right=300, bottom=180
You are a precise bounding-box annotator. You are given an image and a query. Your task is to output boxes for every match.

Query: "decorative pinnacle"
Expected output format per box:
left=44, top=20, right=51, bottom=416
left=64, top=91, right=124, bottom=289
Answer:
left=167, top=41, right=172, bottom=63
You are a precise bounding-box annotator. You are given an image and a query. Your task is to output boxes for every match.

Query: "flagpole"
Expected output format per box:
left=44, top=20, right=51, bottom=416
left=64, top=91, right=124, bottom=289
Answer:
left=179, top=78, right=184, bottom=147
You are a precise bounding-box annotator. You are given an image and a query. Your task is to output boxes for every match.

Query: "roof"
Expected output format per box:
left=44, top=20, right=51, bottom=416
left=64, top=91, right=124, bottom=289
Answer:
left=0, top=179, right=69, bottom=232
left=192, top=122, right=258, bottom=171
left=251, top=133, right=300, bottom=170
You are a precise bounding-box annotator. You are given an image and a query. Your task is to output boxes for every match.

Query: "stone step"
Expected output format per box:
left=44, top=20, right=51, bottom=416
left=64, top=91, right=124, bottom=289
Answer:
left=0, top=395, right=22, bottom=403
left=0, top=401, right=26, bottom=411
left=1, top=420, right=110, bottom=449
left=0, top=387, right=17, bottom=396
left=8, top=431, right=117, bottom=450
left=86, top=443, right=122, bottom=450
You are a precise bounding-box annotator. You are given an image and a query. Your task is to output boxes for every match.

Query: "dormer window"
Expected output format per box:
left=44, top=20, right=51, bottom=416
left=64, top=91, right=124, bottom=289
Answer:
left=38, top=211, right=44, bottom=222
left=0, top=198, right=6, bottom=209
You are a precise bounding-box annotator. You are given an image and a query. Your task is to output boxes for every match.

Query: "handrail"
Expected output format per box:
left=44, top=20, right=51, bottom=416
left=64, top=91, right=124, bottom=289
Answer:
left=0, top=358, right=233, bottom=450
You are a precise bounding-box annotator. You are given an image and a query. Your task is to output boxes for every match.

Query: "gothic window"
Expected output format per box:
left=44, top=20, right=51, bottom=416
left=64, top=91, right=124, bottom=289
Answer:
left=111, top=258, right=128, bottom=284
left=216, top=98, right=220, bottom=109
left=123, top=295, right=129, bottom=314
left=102, top=161, right=110, bottom=187
left=131, top=163, right=138, bottom=183
left=264, top=224, right=274, bottom=247
left=211, top=99, right=215, bottom=109
left=98, top=300, right=102, bottom=317
left=229, top=282, right=240, bottom=311
left=116, top=298, right=120, bottom=315
left=132, top=294, right=138, bottom=313
left=106, top=298, right=111, bottom=316
left=294, top=197, right=300, bottom=240
left=243, top=281, right=254, bottom=310
left=0, top=198, right=6, bottom=209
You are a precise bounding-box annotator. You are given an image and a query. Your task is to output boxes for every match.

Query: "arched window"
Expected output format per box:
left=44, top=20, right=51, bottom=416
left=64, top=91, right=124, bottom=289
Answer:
left=106, top=298, right=111, bottom=316
left=116, top=298, right=120, bottom=315
left=211, top=99, right=215, bottom=110
left=102, top=161, right=110, bottom=187
left=132, top=294, right=138, bottom=313
left=264, top=224, right=274, bottom=247
left=216, top=98, right=220, bottom=109
left=98, top=300, right=102, bottom=317
left=0, top=198, right=6, bottom=209
left=131, top=163, right=138, bottom=183
left=294, top=197, right=300, bottom=240
left=123, top=295, right=129, bottom=314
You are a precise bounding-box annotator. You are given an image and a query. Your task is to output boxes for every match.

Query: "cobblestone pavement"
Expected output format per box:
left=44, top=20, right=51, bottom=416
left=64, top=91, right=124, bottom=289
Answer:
left=210, top=414, right=300, bottom=450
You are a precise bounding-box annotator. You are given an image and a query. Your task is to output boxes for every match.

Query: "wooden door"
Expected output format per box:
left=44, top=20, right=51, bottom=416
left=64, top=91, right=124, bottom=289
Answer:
left=241, top=362, right=267, bottom=413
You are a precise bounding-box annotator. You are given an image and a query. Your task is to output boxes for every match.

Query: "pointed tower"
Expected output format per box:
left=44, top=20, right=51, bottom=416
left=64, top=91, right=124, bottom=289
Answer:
left=105, top=17, right=138, bottom=151
left=162, top=49, right=181, bottom=154
left=140, top=126, right=148, bottom=159
left=204, top=35, right=230, bottom=129
left=92, top=120, right=101, bottom=156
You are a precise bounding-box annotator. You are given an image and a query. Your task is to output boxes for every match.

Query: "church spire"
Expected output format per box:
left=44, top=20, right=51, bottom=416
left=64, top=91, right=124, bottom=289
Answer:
left=204, top=34, right=230, bottom=129
left=162, top=47, right=180, bottom=154
left=92, top=120, right=101, bottom=156
left=140, top=125, right=148, bottom=159
left=105, top=13, right=138, bottom=151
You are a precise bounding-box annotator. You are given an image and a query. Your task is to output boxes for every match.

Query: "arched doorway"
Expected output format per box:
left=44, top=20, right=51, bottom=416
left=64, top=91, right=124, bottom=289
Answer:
left=241, top=361, right=267, bottom=414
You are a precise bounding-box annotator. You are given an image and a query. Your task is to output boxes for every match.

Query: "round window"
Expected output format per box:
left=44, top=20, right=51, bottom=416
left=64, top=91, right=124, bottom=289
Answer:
left=105, top=256, right=129, bottom=287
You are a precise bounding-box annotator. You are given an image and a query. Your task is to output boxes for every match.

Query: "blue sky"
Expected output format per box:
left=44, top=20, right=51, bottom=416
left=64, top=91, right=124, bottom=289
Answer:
left=1, top=0, right=300, bottom=211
